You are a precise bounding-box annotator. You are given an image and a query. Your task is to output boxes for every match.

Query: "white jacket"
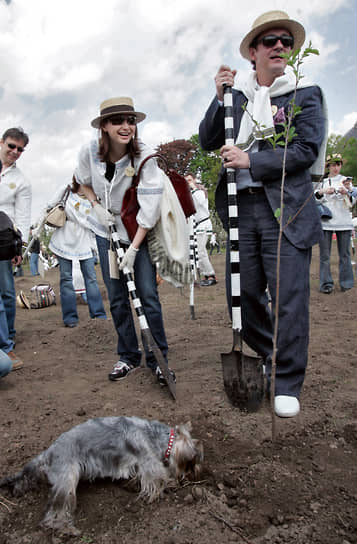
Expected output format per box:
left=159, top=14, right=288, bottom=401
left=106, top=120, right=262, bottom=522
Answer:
left=0, top=162, right=31, bottom=242
left=317, top=174, right=356, bottom=231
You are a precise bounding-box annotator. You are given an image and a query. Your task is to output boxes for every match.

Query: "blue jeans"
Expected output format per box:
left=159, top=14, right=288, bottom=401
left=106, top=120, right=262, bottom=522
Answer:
left=96, top=236, right=168, bottom=370
left=319, top=230, right=354, bottom=291
left=0, top=260, right=16, bottom=339
left=225, top=191, right=311, bottom=398
left=0, top=294, right=13, bottom=353
left=0, top=349, right=12, bottom=378
left=58, top=256, right=107, bottom=326
left=30, top=252, right=40, bottom=275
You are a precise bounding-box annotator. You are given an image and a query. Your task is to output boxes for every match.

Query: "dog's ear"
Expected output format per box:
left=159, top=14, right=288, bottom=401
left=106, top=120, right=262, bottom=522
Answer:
left=183, top=421, right=193, bottom=432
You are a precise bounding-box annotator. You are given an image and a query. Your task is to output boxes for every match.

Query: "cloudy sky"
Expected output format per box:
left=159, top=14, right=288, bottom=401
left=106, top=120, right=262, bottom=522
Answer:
left=0, top=0, right=356, bottom=220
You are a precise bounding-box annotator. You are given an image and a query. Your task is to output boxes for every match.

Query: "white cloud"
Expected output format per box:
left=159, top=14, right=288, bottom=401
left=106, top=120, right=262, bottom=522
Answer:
left=329, top=111, right=357, bottom=135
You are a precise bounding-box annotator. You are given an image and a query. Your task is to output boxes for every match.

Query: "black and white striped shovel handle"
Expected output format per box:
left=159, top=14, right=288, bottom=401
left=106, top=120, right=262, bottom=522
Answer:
left=224, top=85, right=241, bottom=331
left=109, top=223, right=149, bottom=331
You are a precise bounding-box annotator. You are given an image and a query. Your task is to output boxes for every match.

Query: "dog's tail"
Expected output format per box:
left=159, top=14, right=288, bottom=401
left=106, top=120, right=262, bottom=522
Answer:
left=0, top=460, right=44, bottom=496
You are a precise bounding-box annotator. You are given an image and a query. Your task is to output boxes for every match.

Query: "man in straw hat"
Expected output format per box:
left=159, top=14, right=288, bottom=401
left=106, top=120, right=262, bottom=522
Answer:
left=199, top=10, right=327, bottom=417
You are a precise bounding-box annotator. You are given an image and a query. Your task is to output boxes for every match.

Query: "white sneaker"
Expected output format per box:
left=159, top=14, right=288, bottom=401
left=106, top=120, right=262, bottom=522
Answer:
left=274, top=395, right=300, bottom=418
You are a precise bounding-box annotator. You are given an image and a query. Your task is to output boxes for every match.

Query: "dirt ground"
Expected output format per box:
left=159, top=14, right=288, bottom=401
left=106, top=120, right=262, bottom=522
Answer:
left=0, top=243, right=356, bottom=544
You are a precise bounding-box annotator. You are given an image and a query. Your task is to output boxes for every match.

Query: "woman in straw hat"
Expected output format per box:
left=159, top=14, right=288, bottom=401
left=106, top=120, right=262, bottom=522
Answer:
left=74, top=97, right=175, bottom=385
left=315, top=153, right=355, bottom=293
left=199, top=10, right=327, bottom=417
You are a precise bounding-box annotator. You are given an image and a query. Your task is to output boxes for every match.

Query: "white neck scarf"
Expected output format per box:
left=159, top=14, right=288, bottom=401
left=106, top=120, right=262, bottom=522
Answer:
left=236, top=68, right=328, bottom=178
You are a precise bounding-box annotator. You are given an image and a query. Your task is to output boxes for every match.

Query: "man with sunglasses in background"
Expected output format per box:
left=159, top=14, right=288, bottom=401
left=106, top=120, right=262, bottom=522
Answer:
left=199, top=11, right=327, bottom=417
left=0, top=127, right=31, bottom=371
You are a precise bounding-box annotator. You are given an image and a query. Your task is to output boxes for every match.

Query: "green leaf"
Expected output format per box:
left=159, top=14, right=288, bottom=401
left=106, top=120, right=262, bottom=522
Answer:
left=274, top=208, right=281, bottom=219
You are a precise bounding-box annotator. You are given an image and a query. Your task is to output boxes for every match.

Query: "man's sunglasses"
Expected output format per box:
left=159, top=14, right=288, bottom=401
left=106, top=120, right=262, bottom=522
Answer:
left=257, top=34, right=294, bottom=48
left=7, top=142, right=25, bottom=153
left=108, top=115, right=137, bottom=126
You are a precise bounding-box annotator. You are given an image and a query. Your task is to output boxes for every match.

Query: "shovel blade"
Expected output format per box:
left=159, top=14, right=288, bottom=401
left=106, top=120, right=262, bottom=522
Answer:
left=221, top=350, right=264, bottom=412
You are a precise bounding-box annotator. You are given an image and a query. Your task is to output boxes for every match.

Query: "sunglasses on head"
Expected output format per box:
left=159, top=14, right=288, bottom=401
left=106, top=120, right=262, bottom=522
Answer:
left=108, top=115, right=137, bottom=126
left=258, top=34, right=294, bottom=48
left=7, top=142, right=25, bottom=153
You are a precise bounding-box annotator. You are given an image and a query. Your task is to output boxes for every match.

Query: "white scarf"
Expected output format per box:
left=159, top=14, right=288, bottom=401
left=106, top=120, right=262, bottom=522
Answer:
left=236, top=68, right=328, bottom=178
left=147, top=170, right=191, bottom=288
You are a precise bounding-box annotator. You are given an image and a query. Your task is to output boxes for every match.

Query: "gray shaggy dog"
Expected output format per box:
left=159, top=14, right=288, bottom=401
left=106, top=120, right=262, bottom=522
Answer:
left=0, top=416, right=203, bottom=535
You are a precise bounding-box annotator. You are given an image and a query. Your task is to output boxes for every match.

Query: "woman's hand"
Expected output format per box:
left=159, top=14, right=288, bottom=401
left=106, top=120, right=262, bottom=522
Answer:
left=92, top=203, right=115, bottom=227
left=119, top=244, right=138, bottom=273
left=215, top=65, right=237, bottom=101
left=220, top=145, right=250, bottom=169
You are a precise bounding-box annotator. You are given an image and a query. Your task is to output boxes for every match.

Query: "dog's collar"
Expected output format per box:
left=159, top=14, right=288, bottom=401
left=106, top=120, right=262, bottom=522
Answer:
left=163, top=428, right=175, bottom=465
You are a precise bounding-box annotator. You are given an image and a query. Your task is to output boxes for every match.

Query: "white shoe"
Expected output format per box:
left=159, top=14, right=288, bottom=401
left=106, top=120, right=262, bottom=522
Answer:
left=274, top=395, right=300, bottom=418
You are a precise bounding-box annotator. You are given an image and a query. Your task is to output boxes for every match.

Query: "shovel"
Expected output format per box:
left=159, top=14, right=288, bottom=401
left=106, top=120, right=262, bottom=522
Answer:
left=109, top=222, right=176, bottom=400
left=221, top=85, right=264, bottom=412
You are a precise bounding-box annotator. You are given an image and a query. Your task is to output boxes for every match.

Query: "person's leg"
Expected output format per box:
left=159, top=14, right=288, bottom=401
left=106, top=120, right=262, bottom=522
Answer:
left=134, top=242, right=169, bottom=371
left=95, top=236, right=141, bottom=367
left=0, top=349, right=12, bottom=378
left=0, top=294, right=13, bottom=353
left=0, top=260, right=16, bottom=339
left=79, top=257, right=106, bottom=319
left=336, top=230, right=354, bottom=290
left=319, top=230, right=334, bottom=292
left=57, top=257, right=78, bottom=326
left=30, top=253, right=39, bottom=275
left=196, top=231, right=215, bottom=277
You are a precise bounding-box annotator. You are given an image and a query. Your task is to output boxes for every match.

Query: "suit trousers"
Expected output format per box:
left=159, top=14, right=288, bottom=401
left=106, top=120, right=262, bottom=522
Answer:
left=225, top=191, right=311, bottom=398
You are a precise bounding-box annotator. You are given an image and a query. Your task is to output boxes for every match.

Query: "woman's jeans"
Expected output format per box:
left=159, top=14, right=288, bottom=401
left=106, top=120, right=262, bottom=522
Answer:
left=319, top=230, right=354, bottom=291
left=58, top=256, right=106, bottom=326
left=0, top=294, right=13, bottom=353
left=30, top=252, right=39, bottom=275
left=96, top=235, right=168, bottom=370
left=0, top=260, right=16, bottom=339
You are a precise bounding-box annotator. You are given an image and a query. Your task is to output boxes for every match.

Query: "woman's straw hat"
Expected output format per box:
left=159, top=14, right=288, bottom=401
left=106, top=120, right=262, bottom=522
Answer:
left=240, top=10, right=305, bottom=60
left=91, top=97, right=146, bottom=128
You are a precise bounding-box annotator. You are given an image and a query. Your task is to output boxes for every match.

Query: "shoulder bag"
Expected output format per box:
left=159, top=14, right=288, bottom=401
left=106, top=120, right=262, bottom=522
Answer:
left=121, top=154, right=196, bottom=241
left=45, top=185, right=71, bottom=228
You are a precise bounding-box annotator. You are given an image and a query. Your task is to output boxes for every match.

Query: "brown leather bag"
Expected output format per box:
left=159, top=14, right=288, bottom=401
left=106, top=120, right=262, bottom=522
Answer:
left=121, top=154, right=196, bottom=241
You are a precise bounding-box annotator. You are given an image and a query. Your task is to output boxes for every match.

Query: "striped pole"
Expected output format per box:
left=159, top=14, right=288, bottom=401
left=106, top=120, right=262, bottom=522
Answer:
left=109, top=222, right=176, bottom=399
left=224, top=85, right=241, bottom=333
left=189, top=217, right=197, bottom=319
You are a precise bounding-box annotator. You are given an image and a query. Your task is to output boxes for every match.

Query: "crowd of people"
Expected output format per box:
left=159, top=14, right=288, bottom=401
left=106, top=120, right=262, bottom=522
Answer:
left=0, top=9, right=356, bottom=420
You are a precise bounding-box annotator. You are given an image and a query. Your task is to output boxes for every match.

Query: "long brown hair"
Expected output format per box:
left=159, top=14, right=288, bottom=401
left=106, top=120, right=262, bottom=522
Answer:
left=97, top=124, right=141, bottom=164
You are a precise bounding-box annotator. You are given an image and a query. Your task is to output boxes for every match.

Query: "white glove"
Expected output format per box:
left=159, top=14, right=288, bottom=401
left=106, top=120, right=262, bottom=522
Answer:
left=119, top=244, right=139, bottom=273
left=93, top=203, right=115, bottom=228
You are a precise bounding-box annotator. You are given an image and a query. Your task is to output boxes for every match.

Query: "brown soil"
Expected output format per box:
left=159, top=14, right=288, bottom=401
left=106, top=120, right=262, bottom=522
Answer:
left=0, top=244, right=356, bottom=544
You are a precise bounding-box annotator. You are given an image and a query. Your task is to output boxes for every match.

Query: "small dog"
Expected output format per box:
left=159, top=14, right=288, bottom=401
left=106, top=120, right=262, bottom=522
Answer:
left=0, top=416, right=203, bottom=535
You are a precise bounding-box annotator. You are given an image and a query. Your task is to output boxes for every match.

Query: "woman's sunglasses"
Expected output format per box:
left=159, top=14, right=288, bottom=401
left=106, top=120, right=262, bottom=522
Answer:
left=108, top=115, right=137, bottom=126
left=7, top=142, right=25, bottom=153
left=257, top=34, right=294, bottom=48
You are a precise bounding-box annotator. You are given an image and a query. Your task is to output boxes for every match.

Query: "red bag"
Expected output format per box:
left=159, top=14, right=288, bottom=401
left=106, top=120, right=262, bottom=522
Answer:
left=121, top=154, right=196, bottom=241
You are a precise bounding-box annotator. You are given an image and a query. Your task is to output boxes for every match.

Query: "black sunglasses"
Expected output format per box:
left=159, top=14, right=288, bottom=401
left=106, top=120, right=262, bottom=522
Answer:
left=258, top=34, right=294, bottom=48
left=7, top=142, right=25, bottom=153
left=108, top=115, right=137, bottom=126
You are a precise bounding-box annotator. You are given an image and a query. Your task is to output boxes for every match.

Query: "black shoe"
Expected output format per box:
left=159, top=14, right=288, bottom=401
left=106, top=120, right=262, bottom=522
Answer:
left=109, top=361, right=134, bottom=381
left=320, top=286, right=333, bottom=294
left=155, top=367, right=176, bottom=387
left=200, top=275, right=217, bottom=287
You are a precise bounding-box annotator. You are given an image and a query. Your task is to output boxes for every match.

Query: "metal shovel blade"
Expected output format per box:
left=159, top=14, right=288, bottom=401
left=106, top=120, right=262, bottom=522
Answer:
left=221, top=333, right=264, bottom=412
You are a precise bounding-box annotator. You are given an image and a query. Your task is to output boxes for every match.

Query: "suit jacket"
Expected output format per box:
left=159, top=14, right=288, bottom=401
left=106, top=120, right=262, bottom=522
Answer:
left=199, top=86, right=325, bottom=249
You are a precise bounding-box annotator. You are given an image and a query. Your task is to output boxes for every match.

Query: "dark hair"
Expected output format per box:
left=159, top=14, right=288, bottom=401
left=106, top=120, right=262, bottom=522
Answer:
left=97, top=123, right=141, bottom=163
left=185, top=172, right=197, bottom=179
left=2, top=127, right=29, bottom=146
left=71, top=175, right=80, bottom=193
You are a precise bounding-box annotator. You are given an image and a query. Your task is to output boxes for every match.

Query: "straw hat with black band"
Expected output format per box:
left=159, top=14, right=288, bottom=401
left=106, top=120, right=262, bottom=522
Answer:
left=239, top=10, right=306, bottom=61
left=91, top=97, right=146, bottom=129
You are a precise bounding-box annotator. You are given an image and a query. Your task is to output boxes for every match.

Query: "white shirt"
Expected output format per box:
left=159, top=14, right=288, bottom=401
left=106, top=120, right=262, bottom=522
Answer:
left=74, top=139, right=164, bottom=243
left=48, top=186, right=96, bottom=260
left=191, top=188, right=212, bottom=232
left=318, top=174, right=356, bottom=231
left=0, top=162, right=32, bottom=242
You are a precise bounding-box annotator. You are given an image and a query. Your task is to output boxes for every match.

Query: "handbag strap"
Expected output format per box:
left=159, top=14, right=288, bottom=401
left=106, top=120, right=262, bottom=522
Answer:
left=59, top=185, right=71, bottom=206
left=132, top=153, right=169, bottom=188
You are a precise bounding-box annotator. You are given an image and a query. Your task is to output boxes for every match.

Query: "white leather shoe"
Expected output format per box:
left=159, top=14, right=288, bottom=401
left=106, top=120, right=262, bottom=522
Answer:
left=274, top=395, right=300, bottom=418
